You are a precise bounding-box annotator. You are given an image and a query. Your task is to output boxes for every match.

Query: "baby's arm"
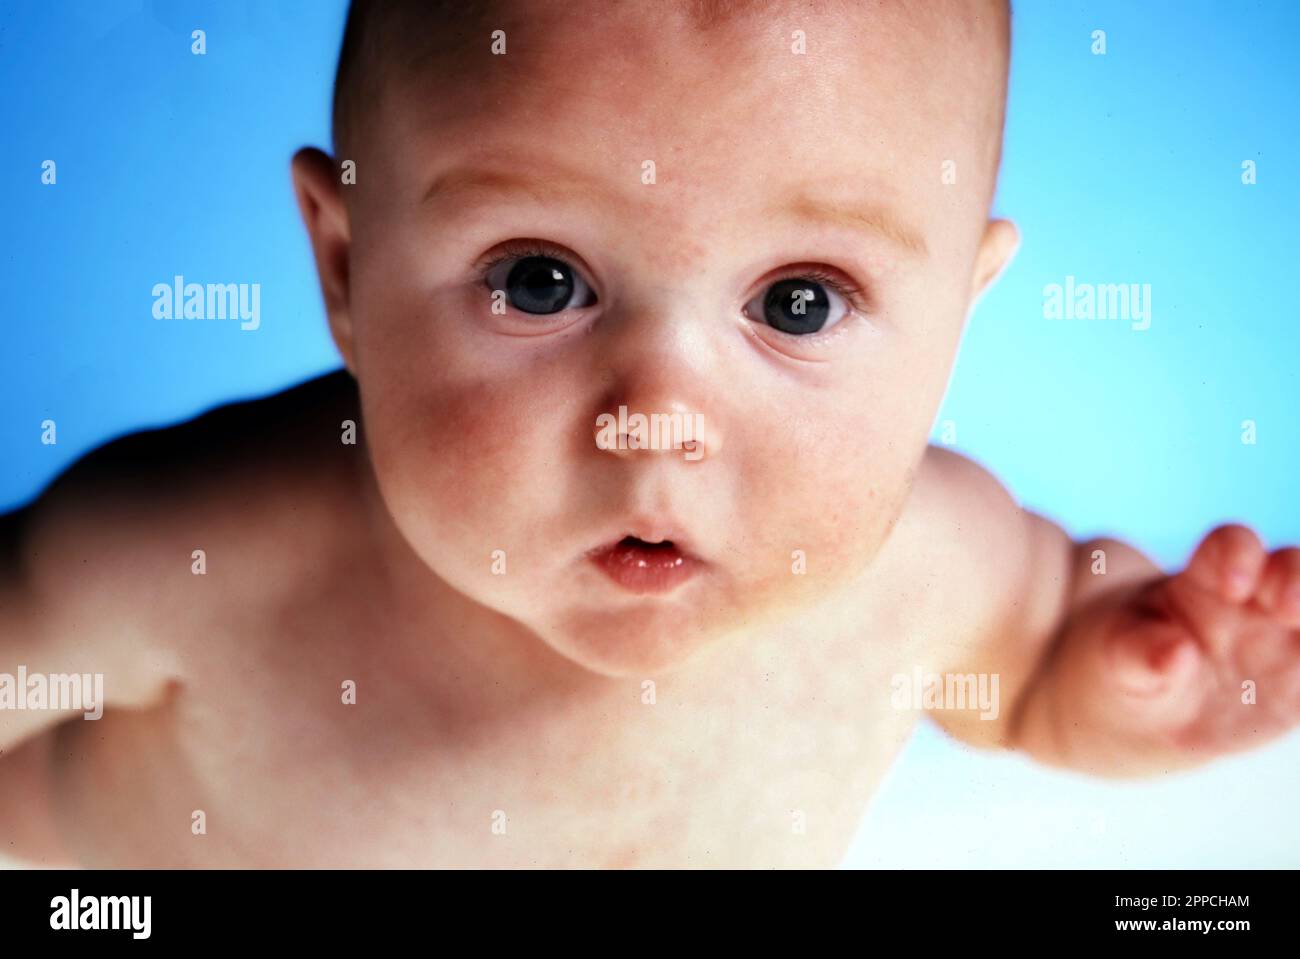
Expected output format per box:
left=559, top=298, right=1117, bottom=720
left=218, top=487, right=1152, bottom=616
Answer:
left=0, top=454, right=179, bottom=758
left=0, top=480, right=169, bottom=865
left=919, top=449, right=1300, bottom=777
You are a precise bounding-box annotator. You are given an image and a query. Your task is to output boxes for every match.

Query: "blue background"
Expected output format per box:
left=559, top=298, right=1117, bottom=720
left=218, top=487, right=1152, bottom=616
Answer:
left=2, top=0, right=1297, bottom=866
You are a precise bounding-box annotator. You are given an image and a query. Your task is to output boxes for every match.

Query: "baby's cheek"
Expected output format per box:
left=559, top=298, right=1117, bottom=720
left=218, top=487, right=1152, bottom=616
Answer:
left=365, top=376, right=556, bottom=564
left=731, top=438, right=892, bottom=605
left=426, top=382, right=559, bottom=532
left=793, top=476, right=894, bottom=579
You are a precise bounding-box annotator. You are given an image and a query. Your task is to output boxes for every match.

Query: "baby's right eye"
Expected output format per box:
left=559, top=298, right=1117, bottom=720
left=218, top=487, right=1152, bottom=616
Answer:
left=483, top=250, right=598, bottom=315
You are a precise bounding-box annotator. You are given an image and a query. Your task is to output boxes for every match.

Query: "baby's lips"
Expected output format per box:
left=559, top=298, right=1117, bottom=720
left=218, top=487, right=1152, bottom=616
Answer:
left=587, top=514, right=704, bottom=561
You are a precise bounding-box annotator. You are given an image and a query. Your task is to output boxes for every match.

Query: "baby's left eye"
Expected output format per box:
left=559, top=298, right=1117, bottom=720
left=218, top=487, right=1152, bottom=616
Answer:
left=743, top=276, right=850, bottom=335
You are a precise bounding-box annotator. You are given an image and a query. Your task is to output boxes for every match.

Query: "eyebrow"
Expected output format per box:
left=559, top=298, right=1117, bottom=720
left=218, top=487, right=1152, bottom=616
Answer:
left=773, top=192, right=930, bottom=259
left=422, top=163, right=625, bottom=211
left=423, top=165, right=929, bottom=258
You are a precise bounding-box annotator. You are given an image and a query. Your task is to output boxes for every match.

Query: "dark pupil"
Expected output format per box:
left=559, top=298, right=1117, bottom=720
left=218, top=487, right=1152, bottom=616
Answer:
left=763, top=279, right=830, bottom=334
left=506, top=256, right=574, bottom=314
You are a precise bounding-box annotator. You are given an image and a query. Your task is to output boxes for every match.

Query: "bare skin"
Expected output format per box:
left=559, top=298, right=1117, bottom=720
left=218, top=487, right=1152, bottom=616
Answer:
left=0, top=375, right=1002, bottom=867
left=3, top=0, right=1298, bottom=867
left=2, top=372, right=1296, bottom=868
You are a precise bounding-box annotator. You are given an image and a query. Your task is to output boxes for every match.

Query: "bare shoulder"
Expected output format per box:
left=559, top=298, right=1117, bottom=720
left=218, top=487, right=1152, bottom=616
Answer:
left=0, top=369, right=365, bottom=704
left=885, top=445, right=1030, bottom=570
left=874, top=445, right=1070, bottom=663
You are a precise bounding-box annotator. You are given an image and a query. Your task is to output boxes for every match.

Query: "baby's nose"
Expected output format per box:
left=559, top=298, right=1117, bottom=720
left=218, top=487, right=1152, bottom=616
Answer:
left=592, top=398, right=720, bottom=462
left=588, top=290, right=728, bottom=463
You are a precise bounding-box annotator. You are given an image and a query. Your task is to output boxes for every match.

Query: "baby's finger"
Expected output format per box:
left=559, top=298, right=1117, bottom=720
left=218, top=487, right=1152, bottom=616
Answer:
left=1182, top=524, right=1267, bottom=603
left=1255, top=547, right=1300, bottom=629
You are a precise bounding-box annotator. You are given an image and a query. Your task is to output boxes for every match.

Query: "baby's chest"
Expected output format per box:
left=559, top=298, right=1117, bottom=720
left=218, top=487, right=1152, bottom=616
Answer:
left=48, top=664, right=914, bottom=867
left=52, top=590, right=929, bottom=867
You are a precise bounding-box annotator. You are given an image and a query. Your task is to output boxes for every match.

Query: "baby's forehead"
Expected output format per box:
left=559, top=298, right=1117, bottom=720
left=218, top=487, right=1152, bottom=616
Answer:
left=340, top=0, right=1007, bottom=178
left=341, top=0, right=1008, bottom=241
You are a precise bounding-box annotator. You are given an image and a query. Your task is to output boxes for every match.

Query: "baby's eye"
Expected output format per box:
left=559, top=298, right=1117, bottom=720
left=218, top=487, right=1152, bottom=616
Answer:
left=743, top=276, right=850, bottom=335
left=484, top=253, right=597, bottom=315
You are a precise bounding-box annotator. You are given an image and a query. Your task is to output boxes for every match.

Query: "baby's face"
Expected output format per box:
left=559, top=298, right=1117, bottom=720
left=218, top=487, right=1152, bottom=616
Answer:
left=336, top=0, right=1008, bottom=676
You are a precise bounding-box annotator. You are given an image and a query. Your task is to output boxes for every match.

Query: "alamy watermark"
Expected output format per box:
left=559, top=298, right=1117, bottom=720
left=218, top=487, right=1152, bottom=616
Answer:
left=890, top=667, right=1000, bottom=720
left=50, top=889, right=150, bottom=939
left=596, top=405, right=704, bottom=461
left=0, top=666, right=104, bottom=720
left=1042, top=275, right=1151, bottom=331
left=152, top=274, right=260, bottom=330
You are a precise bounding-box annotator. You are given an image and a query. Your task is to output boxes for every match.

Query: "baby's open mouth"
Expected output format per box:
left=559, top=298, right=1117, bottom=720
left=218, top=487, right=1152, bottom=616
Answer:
left=619, top=534, right=674, bottom=549
left=586, top=535, right=702, bottom=595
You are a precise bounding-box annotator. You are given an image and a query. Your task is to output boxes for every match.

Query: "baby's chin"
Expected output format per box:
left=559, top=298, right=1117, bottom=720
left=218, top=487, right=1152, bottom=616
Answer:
left=536, top=603, right=730, bottom=677
left=385, top=499, right=890, bottom=677
left=510, top=556, right=871, bottom=678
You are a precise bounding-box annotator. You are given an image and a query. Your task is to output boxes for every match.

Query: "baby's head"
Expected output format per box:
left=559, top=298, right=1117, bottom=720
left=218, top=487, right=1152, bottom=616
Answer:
left=294, top=0, right=1018, bottom=676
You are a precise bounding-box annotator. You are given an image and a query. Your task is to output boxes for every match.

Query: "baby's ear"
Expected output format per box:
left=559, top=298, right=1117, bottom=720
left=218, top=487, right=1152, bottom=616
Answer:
left=969, top=218, right=1020, bottom=305
left=292, top=147, right=355, bottom=374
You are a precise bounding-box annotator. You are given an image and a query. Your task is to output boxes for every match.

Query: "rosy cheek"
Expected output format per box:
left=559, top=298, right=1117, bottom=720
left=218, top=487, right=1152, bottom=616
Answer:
left=395, top=379, right=562, bottom=533
left=422, top=388, right=518, bottom=484
left=435, top=383, right=527, bottom=460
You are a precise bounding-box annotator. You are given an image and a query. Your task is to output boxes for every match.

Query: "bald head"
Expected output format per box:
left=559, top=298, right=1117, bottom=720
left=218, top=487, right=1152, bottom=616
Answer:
left=331, top=0, right=1011, bottom=202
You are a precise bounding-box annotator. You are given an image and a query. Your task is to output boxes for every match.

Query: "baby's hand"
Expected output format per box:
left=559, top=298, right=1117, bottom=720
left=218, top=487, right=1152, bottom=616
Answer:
left=1013, top=525, right=1300, bottom=776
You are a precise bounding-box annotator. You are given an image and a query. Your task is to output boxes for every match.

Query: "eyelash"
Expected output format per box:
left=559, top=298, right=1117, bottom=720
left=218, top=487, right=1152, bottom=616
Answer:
left=772, top=267, right=868, bottom=315
left=477, top=239, right=574, bottom=289
left=476, top=241, right=870, bottom=316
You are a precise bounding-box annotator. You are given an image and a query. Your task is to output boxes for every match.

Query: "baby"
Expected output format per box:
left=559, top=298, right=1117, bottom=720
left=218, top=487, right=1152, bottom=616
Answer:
left=2, top=0, right=1298, bottom=868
